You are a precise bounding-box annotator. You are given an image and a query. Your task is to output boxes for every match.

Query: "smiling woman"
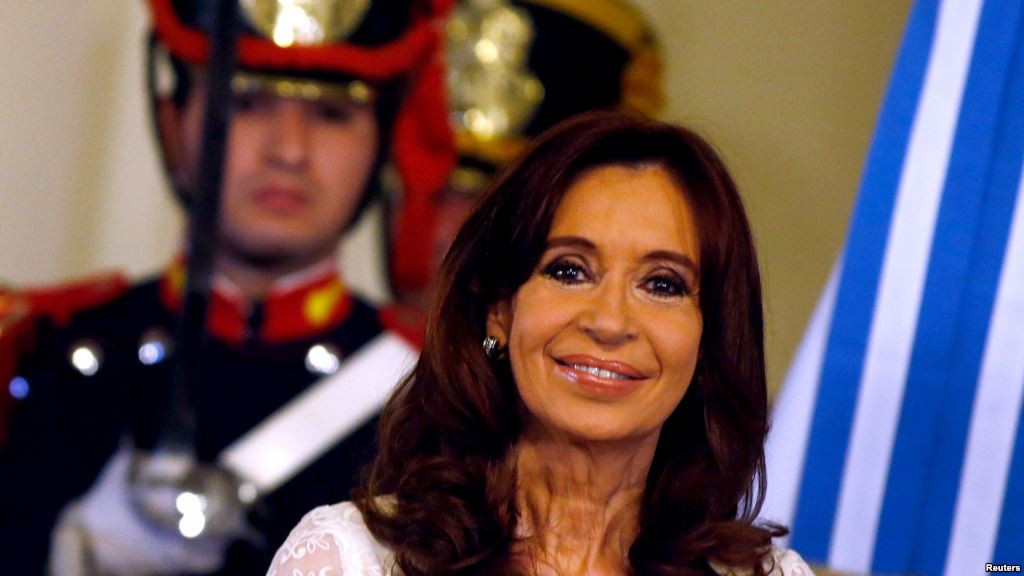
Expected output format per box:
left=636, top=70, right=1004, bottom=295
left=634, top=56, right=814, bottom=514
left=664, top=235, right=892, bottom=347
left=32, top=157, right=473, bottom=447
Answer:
left=492, top=164, right=704, bottom=448
left=267, top=110, right=814, bottom=575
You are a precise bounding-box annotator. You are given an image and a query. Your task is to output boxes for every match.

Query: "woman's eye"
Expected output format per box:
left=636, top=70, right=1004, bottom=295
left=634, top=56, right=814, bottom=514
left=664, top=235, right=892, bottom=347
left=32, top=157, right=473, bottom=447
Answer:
left=642, top=273, right=690, bottom=299
left=541, top=258, right=591, bottom=285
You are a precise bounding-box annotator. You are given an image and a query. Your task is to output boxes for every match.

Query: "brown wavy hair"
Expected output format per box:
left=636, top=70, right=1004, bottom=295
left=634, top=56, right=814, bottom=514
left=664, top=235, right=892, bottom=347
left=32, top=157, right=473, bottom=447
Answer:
left=356, top=110, right=785, bottom=575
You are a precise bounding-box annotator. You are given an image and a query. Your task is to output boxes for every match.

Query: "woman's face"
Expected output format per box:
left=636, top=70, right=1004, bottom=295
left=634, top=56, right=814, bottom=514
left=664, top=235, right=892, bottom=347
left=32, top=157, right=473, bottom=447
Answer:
left=490, top=164, right=703, bottom=444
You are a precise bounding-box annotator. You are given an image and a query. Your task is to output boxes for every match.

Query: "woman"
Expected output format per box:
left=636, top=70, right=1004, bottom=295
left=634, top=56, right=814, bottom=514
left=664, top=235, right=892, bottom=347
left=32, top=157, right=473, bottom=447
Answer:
left=268, top=111, right=813, bottom=575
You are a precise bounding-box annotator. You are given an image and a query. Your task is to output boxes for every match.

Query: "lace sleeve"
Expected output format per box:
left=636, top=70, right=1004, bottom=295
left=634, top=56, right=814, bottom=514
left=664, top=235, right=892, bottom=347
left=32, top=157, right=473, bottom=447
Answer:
left=266, top=503, right=391, bottom=576
left=772, top=547, right=815, bottom=576
left=711, top=546, right=816, bottom=575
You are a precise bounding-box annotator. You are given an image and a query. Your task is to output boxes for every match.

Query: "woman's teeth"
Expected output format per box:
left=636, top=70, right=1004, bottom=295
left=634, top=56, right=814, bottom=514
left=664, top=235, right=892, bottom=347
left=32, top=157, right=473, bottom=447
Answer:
left=571, top=364, right=630, bottom=380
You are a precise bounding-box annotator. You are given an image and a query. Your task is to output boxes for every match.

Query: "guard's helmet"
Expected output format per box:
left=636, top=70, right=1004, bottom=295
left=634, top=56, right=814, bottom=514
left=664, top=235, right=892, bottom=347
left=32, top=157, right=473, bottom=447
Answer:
left=387, top=0, right=664, bottom=300
left=146, top=0, right=456, bottom=228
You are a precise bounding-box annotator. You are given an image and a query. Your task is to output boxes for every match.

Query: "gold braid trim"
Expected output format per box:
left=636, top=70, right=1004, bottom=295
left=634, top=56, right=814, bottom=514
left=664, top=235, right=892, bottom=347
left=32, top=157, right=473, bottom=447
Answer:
left=231, top=71, right=375, bottom=104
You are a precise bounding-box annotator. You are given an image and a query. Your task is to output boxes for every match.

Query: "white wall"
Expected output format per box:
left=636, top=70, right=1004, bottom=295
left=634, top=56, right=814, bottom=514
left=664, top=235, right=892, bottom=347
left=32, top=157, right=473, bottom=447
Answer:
left=0, top=1, right=912, bottom=388
left=1, top=3, right=178, bottom=285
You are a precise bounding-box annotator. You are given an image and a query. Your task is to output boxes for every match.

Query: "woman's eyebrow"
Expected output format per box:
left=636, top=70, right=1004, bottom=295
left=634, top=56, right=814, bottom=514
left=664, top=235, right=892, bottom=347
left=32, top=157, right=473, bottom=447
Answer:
left=642, top=250, right=699, bottom=277
left=547, top=237, right=698, bottom=275
left=546, top=236, right=596, bottom=250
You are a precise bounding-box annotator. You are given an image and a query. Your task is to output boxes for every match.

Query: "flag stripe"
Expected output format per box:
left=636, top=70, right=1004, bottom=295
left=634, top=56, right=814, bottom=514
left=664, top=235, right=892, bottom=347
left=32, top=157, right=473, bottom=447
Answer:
left=946, top=161, right=1024, bottom=575
left=946, top=42, right=1024, bottom=568
left=789, top=0, right=939, bottom=559
left=761, top=260, right=840, bottom=541
left=915, top=25, right=1024, bottom=572
left=872, top=1, right=1024, bottom=572
left=828, top=1, right=983, bottom=570
left=990, top=28, right=1024, bottom=562
left=995, top=408, right=1024, bottom=561
left=995, top=376, right=1024, bottom=561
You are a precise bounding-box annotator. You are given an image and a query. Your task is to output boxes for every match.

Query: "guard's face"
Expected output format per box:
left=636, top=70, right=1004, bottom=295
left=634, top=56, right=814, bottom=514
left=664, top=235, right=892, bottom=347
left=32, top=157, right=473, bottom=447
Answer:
left=489, top=165, right=703, bottom=446
left=180, top=79, right=379, bottom=266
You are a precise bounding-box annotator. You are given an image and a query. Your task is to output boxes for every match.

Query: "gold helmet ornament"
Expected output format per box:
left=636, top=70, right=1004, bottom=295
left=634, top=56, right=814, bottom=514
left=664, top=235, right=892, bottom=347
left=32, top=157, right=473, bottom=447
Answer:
left=240, top=0, right=372, bottom=47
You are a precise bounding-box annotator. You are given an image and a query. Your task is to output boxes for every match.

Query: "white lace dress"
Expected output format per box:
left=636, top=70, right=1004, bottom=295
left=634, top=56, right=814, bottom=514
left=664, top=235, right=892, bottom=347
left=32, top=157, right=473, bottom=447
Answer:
left=267, top=502, right=816, bottom=576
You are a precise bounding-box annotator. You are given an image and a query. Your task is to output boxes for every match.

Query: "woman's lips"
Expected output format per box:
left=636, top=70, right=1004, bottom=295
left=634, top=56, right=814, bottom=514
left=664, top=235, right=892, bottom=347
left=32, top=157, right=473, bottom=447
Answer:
left=554, top=354, right=648, bottom=398
left=251, top=186, right=309, bottom=212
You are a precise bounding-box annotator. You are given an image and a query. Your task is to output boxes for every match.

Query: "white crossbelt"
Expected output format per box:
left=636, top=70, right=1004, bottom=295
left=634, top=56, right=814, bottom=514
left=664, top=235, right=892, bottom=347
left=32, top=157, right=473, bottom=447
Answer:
left=218, top=332, right=418, bottom=496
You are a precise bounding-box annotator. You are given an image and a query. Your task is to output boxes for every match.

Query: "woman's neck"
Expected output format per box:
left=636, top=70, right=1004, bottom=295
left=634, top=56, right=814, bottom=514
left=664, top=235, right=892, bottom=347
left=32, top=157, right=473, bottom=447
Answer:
left=513, top=427, right=661, bottom=575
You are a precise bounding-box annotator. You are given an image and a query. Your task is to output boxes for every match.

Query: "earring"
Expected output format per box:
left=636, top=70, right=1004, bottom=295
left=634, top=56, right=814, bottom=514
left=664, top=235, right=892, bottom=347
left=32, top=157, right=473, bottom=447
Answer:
left=482, top=336, right=501, bottom=358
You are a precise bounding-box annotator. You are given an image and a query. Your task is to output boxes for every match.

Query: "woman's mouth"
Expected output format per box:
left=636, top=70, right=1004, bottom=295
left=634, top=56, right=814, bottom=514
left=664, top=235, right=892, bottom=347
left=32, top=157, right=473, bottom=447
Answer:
left=565, top=363, right=634, bottom=380
left=554, top=355, right=648, bottom=398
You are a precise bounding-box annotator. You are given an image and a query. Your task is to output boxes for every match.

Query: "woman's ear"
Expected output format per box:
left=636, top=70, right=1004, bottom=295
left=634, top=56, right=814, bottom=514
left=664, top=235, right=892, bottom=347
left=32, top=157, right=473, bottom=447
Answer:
left=485, top=299, right=513, bottom=346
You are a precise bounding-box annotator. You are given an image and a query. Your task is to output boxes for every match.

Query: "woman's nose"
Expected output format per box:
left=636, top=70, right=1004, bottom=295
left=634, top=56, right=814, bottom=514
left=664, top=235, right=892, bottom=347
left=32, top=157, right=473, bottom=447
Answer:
left=577, top=277, right=637, bottom=345
left=264, top=101, right=310, bottom=169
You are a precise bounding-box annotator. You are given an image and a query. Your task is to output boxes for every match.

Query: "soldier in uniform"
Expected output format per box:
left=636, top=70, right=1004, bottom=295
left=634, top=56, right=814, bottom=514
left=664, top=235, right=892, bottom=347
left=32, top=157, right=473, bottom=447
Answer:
left=0, top=0, right=453, bottom=574
left=387, top=0, right=665, bottom=312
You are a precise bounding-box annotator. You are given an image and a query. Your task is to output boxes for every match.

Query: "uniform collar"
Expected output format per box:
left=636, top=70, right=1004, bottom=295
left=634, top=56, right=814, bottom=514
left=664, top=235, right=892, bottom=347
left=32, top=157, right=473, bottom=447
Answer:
left=159, top=257, right=354, bottom=344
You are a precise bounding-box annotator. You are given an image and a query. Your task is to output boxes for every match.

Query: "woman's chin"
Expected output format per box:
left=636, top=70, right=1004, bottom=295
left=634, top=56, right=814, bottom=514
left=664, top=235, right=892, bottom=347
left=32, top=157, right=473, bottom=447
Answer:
left=531, top=412, right=658, bottom=448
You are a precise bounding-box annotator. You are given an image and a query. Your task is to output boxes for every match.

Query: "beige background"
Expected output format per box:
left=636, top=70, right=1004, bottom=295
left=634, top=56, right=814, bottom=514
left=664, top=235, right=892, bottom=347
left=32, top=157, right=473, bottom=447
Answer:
left=0, top=1, right=912, bottom=390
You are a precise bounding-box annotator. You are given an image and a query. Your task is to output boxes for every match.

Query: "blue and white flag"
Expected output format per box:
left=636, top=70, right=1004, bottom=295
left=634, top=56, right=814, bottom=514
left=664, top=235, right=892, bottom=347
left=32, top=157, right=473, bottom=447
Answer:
left=761, top=0, right=1024, bottom=574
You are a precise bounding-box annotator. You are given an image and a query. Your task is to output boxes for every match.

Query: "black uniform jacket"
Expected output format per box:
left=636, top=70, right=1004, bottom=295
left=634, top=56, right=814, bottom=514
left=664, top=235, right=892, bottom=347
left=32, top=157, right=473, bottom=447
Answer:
left=0, top=265, right=390, bottom=575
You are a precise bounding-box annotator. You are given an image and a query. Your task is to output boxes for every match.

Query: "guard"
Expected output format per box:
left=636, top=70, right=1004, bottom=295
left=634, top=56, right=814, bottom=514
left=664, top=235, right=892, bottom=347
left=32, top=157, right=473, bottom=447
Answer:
left=0, top=1, right=453, bottom=574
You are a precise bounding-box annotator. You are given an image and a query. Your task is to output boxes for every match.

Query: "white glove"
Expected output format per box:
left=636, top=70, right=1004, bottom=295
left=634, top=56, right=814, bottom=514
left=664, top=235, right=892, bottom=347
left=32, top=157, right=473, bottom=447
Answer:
left=49, top=444, right=231, bottom=576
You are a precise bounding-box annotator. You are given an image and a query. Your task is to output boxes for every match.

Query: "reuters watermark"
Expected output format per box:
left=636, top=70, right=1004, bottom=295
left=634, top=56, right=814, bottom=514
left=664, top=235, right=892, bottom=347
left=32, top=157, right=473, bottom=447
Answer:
left=986, top=564, right=1022, bottom=573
